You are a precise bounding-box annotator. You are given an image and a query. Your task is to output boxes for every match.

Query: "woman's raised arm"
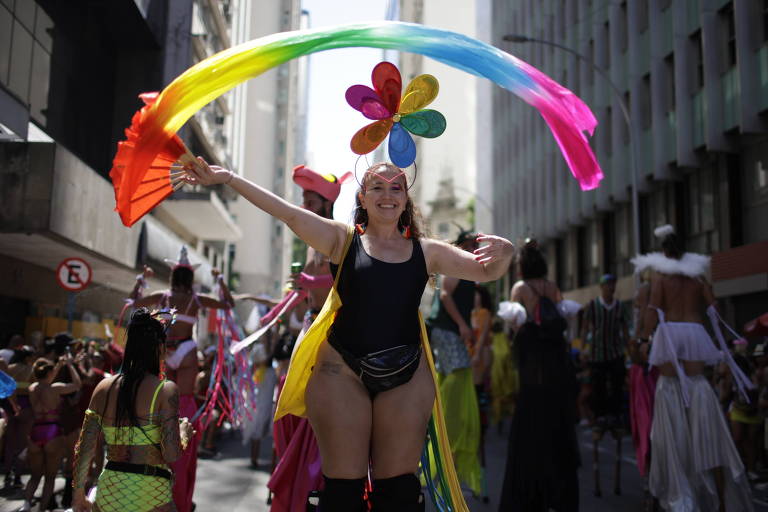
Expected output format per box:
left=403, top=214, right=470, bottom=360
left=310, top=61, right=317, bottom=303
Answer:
left=184, top=159, right=347, bottom=261
left=423, top=234, right=514, bottom=283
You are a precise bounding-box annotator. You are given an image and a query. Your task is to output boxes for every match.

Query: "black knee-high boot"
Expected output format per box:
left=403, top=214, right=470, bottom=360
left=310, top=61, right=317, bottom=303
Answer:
left=369, top=473, right=424, bottom=512
left=319, top=475, right=366, bottom=512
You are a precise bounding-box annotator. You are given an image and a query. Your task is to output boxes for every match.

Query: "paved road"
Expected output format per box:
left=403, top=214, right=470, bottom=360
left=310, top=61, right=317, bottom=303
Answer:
left=194, top=420, right=768, bottom=512
left=5, top=422, right=768, bottom=511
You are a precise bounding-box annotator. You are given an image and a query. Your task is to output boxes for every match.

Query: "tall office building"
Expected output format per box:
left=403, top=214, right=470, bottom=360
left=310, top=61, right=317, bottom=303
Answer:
left=229, top=0, right=308, bottom=300
left=0, top=0, right=242, bottom=342
left=490, top=0, right=768, bottom=326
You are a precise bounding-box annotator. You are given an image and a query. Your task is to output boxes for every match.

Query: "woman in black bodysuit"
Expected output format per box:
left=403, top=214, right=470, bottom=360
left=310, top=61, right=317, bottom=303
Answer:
left=499, top=242, right=580, bottom=511
left=183, top=159, right=514, bottom=511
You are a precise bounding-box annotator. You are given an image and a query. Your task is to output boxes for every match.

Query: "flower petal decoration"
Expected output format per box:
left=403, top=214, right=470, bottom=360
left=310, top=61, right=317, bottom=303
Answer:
left=400, top=109, right=446, bottom=138
left=345, top=85, right=391, bottom=120
left=347, top=63, right=446, bottom=168
left=350, top=118, right=394, bottom=155
left=388, top=123, right=416, bottom=168
left=371, top=62, right=402, bottom=115
left=400, top=74, right=439, bottom=114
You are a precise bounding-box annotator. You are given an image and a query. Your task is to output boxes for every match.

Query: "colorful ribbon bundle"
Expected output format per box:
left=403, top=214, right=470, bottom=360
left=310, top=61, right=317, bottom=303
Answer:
left=110, top=21, right=602, bottom=226
left=193, top=288, right=258, bottom=435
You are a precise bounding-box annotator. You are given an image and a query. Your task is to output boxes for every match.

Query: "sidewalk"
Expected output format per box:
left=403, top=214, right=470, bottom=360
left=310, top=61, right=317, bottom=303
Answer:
left=0, top=476, right=67, bottom=512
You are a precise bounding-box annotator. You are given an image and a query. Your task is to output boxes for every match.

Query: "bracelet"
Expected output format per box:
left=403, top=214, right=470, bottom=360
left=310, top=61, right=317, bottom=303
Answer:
left=225, top=170, right=235, bottom=184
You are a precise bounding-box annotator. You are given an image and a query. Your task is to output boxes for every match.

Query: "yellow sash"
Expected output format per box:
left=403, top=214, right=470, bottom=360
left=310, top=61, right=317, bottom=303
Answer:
left=274, top=225, right=468, bottom=511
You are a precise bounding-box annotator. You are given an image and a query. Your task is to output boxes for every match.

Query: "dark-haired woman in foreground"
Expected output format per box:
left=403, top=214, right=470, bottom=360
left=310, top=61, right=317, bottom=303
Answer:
left=21, top=355, right=81, bottom=511
left=129, top=256, right=232, bottom=511
left=499, top=241, right=579, bottom=511
left=72, top=308, right=194, bottom=512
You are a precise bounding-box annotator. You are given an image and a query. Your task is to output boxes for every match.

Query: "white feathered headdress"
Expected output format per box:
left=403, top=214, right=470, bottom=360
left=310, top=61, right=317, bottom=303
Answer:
left=654, top=224, right=675, bottom=238
left=631, top=252, right=710, bottom=277
left=633, top=224, right=709, bottom=276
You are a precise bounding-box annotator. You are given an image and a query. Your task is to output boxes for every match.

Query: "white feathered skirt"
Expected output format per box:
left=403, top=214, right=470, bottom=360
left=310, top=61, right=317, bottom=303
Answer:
left=649, top=375, right=753, bottom=511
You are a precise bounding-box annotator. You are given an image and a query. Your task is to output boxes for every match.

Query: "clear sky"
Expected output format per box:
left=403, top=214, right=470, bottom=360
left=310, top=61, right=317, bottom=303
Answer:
left=301, top=0, right=390, bottom=221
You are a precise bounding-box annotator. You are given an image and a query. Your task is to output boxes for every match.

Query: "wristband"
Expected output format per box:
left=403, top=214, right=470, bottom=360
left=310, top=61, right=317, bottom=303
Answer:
left=225, top=170, right=235, bottom=184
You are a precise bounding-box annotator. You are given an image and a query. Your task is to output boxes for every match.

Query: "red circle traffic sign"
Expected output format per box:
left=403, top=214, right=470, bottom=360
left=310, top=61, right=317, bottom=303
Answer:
left=56, top=257, right=92, bottom=291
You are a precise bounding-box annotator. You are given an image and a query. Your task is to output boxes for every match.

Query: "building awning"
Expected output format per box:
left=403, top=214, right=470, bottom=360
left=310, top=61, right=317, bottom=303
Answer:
left=0, top=232, right=164, bottom=294
left=712, top=240, right=768, bottom=297
left=155, top=189, right=242, bottom=242
left=0, top=141, right=224, bottom=294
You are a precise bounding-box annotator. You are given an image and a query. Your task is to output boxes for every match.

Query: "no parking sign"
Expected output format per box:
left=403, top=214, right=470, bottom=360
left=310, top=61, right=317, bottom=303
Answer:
left=56, top=257, right=92, bottom=291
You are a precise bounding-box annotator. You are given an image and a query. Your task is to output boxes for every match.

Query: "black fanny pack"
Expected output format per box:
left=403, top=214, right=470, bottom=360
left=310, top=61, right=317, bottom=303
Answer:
left=332, top=340, right=422, bottom=394
left=105, top=461, right=171, bottom=480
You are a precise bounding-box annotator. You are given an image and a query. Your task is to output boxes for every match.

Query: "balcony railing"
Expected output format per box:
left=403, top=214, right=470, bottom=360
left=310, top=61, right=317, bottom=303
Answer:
left=691, top=89, right=706, bottom=148
left=722, top=67, right=740, bottom=131
left=665, top=110, right=677, bottom=164
left=759, top=45, right=768, bottom=112
left=687, top=0, right=700, bottom=34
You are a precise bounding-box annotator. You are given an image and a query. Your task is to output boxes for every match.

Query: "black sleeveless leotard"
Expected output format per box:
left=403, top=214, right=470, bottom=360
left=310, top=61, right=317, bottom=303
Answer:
left=328, top=232, right=429, bottom=358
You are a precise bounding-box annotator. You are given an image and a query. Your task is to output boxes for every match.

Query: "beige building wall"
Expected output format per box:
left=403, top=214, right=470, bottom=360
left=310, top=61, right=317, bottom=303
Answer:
left=399, top=0, right=479, bottom=239
left=230, top=0, right=305, bottom=299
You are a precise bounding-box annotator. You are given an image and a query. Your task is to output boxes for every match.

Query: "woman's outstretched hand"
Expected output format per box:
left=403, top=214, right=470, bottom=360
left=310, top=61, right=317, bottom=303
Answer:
left=473, top=234, right=514, bottom=265
left=183, top=157, right=232, bottom=186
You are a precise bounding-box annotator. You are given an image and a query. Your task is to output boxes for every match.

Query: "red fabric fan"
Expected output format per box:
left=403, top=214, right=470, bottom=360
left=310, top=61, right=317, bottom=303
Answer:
left=110, top=92, right=196, bottom=227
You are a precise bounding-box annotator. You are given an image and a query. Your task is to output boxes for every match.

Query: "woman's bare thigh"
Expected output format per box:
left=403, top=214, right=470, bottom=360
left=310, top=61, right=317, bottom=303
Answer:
left=26, top=440, right=44, bottom=474
left=370, top=353, right=435, bottom=479
left=43, top=436, right=67, bottom=476
left=305, top=341, right=372, bottom=478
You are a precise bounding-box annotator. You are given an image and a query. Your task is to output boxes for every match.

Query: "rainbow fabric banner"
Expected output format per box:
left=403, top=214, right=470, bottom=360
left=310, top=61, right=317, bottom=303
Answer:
left=112, top=21, right=602, bottom=226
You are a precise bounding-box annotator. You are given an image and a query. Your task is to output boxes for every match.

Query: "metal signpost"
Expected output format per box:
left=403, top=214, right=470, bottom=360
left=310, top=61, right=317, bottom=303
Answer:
left=56, top=257, right=92, bottom=332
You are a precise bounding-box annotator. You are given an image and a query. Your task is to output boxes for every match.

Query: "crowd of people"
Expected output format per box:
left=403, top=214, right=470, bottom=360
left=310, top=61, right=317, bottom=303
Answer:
left=0, top=332, right=120, bottom=510
left=1, top=159, right=766, bottom=512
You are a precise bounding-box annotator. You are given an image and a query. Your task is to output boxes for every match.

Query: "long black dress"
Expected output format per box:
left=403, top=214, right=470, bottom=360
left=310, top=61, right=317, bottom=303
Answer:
left=498, top=309, right=580, bottom=511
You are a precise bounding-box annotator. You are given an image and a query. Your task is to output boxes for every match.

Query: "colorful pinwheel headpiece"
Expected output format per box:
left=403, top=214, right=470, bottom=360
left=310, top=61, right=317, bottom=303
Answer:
left=346, top=62, right=446, bottom=170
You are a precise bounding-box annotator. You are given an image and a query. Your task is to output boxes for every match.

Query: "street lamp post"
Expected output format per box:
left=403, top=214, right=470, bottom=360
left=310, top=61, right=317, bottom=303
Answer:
left=503, top=34, right=642, bottom=278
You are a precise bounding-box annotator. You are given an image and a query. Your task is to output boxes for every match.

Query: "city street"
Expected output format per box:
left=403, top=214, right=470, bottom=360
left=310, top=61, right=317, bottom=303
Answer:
left=191, top=421, right=768, bottom=512
left=3, top=420, right=768, bottom=510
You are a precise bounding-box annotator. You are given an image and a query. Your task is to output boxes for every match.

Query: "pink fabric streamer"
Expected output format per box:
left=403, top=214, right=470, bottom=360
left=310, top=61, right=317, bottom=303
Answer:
left=629, top=364, right=658, bottom=477
left=519, top=61, right=602, bottom=190
left=268, top=376, right=323, bottom=512
left=229, top=289, right=307, bottom=355
left=296, top=273, right=334, bottom=290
